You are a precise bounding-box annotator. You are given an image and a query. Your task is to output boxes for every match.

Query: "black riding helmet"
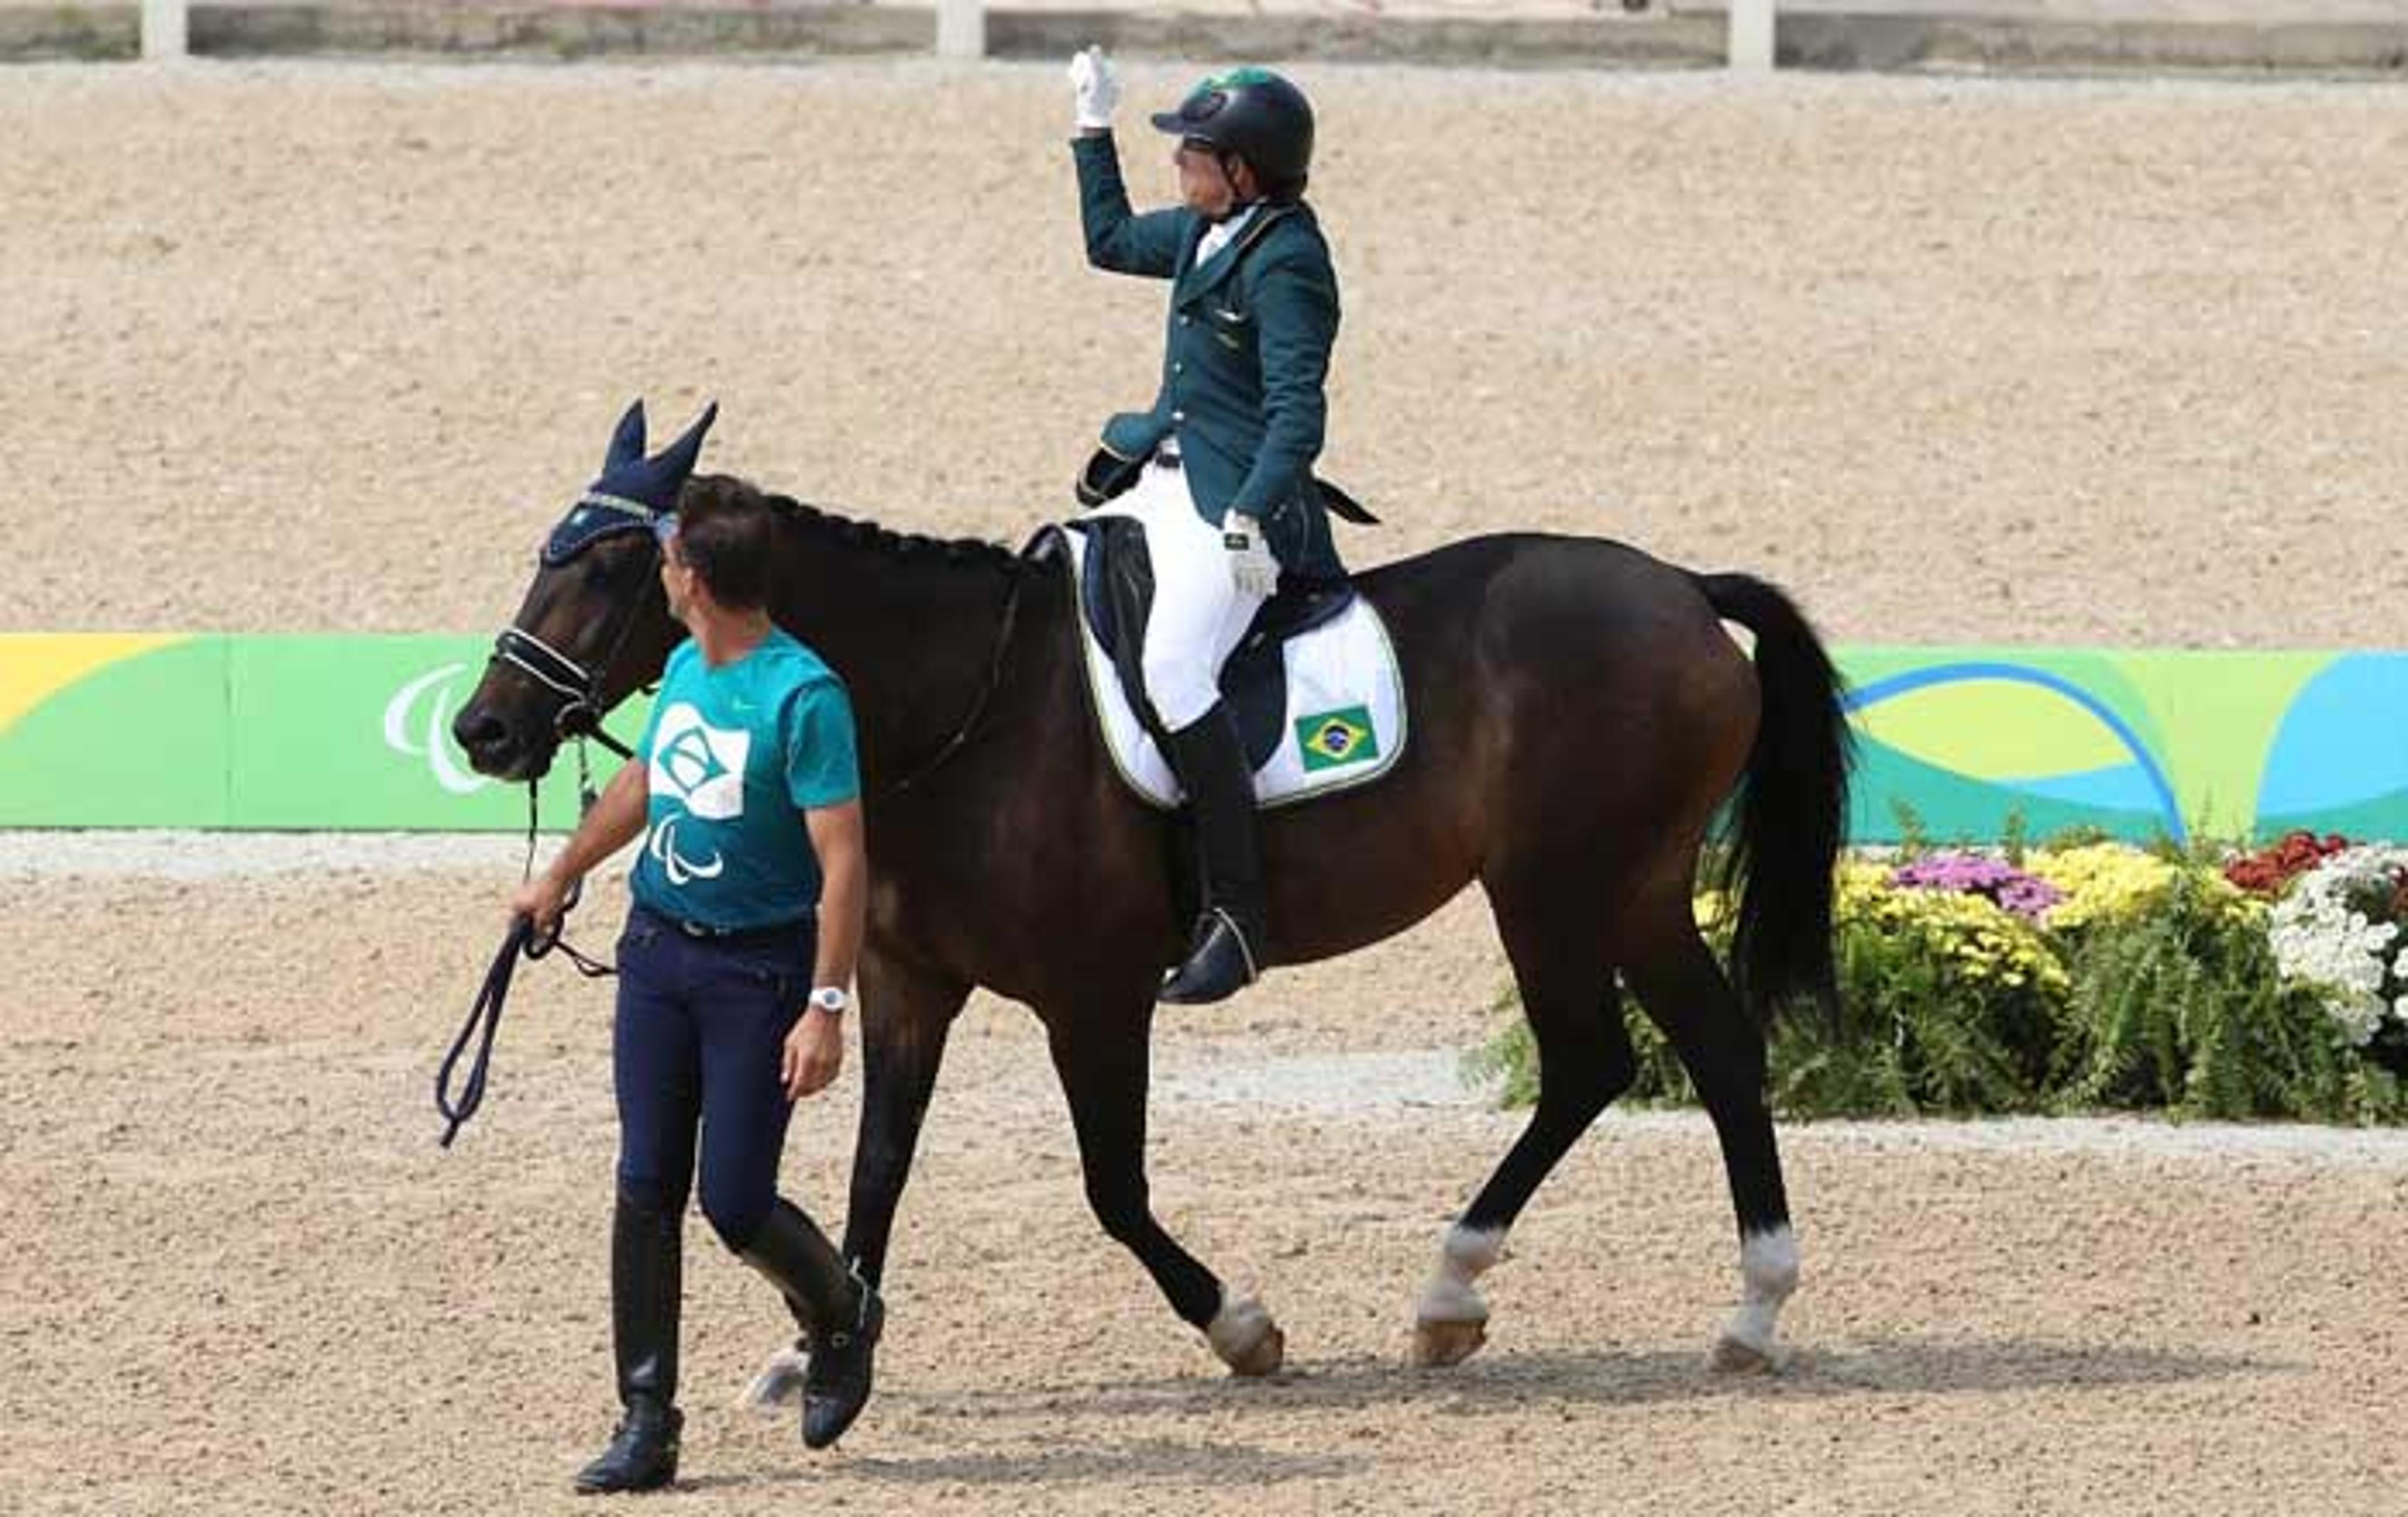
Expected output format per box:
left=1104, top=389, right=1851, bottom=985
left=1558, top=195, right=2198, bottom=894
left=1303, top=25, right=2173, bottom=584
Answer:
left=1149, top=66, right=1314, bottom=203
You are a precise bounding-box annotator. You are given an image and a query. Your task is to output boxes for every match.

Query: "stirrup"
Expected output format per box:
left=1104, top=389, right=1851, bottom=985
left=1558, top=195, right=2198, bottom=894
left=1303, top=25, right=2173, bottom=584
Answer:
left=1159, top=908, right=1260, bottom=1005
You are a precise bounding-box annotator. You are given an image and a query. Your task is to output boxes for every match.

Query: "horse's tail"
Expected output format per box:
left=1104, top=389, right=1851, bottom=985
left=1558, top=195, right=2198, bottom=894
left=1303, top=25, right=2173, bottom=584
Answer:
left=1692, top=572, right=1854, bottom=1028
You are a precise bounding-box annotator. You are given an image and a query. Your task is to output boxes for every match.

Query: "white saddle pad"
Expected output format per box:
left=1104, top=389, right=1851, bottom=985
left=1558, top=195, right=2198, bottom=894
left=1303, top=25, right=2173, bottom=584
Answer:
left=1063, top=526, right=1408, bottom=810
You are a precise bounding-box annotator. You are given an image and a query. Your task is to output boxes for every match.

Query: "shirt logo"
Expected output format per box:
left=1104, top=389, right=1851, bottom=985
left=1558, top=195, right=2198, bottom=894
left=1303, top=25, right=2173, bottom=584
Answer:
left=645, top=700, right=751, bottom=884
left=647, top=815, right=724, bottom=885
left=649, top=702, right=750, bottom=820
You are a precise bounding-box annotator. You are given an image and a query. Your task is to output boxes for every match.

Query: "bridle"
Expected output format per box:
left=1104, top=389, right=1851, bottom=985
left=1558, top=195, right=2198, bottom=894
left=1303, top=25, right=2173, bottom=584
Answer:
left=489, top=501, right=1029, bottom=802
left=487, top=517, right=668, bottom=764
left=440, top=515, right=664, bottom=1148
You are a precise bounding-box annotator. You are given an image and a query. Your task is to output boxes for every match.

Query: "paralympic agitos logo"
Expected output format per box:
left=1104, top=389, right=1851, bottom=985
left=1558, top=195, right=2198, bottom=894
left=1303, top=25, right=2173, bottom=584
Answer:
left=382, top=663, right=491, bottom=795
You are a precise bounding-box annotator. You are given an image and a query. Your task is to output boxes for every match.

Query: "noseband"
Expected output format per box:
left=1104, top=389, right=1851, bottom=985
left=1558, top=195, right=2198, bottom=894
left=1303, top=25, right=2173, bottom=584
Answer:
left=488, top=512, right=667, bottom=763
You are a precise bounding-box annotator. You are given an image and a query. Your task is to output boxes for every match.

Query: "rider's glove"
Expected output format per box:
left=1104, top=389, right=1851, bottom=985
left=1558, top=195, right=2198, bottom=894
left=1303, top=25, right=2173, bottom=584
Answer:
left=1069, top=45, right=1121, bottom=132
left=1223, top=513, right=1279, bottom=600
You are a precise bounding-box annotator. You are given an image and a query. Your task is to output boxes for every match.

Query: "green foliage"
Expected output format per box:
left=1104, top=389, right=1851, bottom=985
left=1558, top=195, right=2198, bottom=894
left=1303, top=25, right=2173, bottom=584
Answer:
left=2049, top=867, right=2405, bottom=1120
left=1889, top=799, right=1928, bottom=857
left=1471, top=844, right=2408, bottom=1124
left=2000, top=808, right=2030, bottom=869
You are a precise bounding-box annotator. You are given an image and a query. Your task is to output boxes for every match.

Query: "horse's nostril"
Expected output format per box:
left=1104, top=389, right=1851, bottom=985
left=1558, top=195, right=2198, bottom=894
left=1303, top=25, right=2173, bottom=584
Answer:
left=452, top=707, right=508, bottom=755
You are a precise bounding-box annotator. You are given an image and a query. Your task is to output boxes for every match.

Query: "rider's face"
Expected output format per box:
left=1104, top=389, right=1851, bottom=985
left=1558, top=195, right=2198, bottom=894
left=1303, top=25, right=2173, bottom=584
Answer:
left=1175, top=139, right=1237, bottom=218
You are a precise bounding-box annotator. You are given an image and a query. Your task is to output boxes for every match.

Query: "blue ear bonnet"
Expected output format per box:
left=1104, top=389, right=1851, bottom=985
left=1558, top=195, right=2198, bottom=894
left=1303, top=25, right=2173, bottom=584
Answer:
left=541, top=399, right=718, bottom=566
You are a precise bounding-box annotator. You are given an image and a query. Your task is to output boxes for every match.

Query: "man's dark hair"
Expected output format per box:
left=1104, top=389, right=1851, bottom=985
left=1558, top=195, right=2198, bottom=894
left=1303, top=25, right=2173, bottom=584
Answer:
left=673, top=490, right=778, bottom=611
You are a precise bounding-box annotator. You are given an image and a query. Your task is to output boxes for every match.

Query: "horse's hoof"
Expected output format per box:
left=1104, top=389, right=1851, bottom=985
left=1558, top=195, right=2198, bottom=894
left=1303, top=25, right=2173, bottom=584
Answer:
left=1206, top=1294, right=1286, bottom=1377
left=1709, top=1332, right=1788, bottom=1375
left=740, top=1345, right=809, bottom=1411
left=1410, top=1317, right=1489, bottom=1368
left=1227, top=1321, right=1286, bottom=1378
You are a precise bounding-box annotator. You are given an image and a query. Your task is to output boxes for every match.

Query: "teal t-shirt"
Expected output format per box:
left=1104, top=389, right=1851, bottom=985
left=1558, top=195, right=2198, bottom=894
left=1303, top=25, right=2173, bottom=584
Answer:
left=628, top=629, right=860, bottom=930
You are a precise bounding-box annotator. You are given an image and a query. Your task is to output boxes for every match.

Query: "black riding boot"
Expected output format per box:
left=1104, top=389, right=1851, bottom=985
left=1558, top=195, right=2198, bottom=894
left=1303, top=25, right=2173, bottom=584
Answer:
left=573, top=1195, right=684, bottom=1495
left=1159, top=702, right=1267, bottom=1005
left=739, top=1198, right=885, bottom=1451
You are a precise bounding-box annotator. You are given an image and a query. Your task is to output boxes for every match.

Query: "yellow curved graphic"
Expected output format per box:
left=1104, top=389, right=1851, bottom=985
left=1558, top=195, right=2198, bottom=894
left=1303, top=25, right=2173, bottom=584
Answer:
left=0, top=634, right=191, bottom=737
left=1854, top=680, right=2134, bottom=782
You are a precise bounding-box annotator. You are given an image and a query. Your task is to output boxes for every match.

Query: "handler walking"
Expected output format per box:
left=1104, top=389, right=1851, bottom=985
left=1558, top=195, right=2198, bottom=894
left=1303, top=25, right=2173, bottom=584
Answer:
left=1067, top=46, right=1348, bottom=1005
left=510, top=482, right=880, bottom=1494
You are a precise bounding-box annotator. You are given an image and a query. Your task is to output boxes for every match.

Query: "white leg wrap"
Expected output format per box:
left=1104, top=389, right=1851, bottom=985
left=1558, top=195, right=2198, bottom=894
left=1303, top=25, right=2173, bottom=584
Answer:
left=1718, top=1225, right=1800, bottom=1365
left=740, top=1343, right=810, bottom=1412
left=1414, top=1224, right=1507, bottom=1326
left=1205, top=1291, right=1284, bottom=1375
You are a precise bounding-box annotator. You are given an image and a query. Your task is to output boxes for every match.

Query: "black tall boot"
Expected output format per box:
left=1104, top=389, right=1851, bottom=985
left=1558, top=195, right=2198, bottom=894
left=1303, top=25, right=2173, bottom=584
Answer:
left=739, top=1198, right=884, bottom=1451
left=573, top=1195, right=684, bottom=1495
left=1159, top=701, right=1267, bottom=1005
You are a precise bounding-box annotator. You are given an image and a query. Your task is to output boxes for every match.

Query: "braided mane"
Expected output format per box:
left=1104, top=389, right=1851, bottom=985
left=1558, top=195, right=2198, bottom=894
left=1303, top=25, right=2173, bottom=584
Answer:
left=691, top=473, right=1026, bottom=578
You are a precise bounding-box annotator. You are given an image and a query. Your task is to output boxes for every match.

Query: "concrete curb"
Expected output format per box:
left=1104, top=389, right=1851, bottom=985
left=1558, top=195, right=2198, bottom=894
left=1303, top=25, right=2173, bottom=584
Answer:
left=2, top=4, right=2403, bottom=74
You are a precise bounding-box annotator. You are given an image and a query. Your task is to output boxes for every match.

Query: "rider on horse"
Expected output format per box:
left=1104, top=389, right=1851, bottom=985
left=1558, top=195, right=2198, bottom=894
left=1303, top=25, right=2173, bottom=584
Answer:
left=1067, top=48, right=1347, bottom=1005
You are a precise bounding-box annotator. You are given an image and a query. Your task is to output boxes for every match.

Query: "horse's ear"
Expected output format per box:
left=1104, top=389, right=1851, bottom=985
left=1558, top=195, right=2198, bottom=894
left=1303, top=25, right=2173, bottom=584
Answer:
left=653, top=401, right=719, bottom=484
left=605, top=400, right=648, bottom=472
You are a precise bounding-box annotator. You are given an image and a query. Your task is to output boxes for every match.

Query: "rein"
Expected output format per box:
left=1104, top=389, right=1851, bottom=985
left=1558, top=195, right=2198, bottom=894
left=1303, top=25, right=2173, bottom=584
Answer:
left=433, top=769, right=615, bottom=1147
left=869, top=567, right=1027, bottom=801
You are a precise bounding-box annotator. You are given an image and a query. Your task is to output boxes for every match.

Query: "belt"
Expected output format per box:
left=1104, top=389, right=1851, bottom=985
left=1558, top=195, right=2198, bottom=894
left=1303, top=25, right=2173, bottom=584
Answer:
left=635, top=904, right=810, bottom=948
left=1153, top=445, right=1182, bottom=470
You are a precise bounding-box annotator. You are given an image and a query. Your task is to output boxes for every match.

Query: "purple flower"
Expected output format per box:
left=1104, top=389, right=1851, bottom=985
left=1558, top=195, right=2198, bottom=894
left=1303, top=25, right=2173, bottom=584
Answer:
left=1890, top=851, right=2065, bottom=924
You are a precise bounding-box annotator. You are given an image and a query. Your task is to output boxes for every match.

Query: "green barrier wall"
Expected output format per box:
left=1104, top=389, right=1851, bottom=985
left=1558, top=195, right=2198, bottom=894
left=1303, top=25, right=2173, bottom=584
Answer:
left=4, top=633, right=2405, bottom=842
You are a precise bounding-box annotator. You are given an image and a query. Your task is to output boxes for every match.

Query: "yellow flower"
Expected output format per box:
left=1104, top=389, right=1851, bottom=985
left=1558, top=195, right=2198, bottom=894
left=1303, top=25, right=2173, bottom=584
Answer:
left=2029, top=843, right=2254, bottom=930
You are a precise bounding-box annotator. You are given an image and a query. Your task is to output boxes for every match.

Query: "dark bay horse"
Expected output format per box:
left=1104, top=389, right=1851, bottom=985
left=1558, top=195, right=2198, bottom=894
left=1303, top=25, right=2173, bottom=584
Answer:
left=455, top=469, right=1850, bottom=1378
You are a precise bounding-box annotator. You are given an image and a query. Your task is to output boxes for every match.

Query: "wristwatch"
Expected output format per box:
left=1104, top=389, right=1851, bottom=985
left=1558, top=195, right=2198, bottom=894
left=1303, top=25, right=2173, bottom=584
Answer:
left=808, top=985, right=851, bottom=1015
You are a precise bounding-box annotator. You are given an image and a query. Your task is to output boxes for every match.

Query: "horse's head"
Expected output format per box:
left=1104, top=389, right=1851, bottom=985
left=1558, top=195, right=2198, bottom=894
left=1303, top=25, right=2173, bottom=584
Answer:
left=452, top=399, right=714, bottom=782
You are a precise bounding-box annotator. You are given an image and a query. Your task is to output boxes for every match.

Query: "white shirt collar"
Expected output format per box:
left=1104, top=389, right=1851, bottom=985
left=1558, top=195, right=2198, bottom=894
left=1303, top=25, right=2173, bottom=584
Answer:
left=1195, top=204, right=1260, bottom=268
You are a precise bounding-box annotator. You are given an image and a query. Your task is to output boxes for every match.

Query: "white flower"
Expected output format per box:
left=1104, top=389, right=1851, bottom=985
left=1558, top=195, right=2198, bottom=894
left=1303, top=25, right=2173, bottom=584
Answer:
left=2268, top=846, right=2408, bottom=1045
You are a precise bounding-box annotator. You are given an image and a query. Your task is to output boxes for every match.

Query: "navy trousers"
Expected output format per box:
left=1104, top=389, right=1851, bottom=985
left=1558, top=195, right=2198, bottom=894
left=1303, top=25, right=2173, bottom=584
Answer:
left=613, top=904, right=815, bottom=1251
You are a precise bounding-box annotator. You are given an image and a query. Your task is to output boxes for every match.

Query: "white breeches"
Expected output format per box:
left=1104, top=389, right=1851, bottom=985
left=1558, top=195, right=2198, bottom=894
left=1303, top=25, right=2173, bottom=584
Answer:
left=1092, top=460, right=1267, bottom=731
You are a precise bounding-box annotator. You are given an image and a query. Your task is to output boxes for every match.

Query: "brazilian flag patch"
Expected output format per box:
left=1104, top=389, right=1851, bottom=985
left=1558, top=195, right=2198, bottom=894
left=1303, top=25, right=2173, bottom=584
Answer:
left=1296, top=706, right=1379, bottom=773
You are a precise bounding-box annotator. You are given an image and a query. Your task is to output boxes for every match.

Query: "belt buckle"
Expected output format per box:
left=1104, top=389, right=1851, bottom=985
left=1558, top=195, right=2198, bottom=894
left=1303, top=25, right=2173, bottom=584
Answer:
left=1154, top=445, right=1182, bottom=470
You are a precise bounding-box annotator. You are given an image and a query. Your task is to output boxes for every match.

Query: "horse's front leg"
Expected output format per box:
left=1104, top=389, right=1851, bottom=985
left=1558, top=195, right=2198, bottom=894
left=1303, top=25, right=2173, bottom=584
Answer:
left=745, top=938, right=966, bottom=1410
left=1045, top=996, right=1284, bottom=1377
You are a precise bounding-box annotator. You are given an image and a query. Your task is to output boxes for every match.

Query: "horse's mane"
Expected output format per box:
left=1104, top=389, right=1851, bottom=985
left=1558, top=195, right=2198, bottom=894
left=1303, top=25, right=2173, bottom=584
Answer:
left=692, top=473, right=1027, bottom=579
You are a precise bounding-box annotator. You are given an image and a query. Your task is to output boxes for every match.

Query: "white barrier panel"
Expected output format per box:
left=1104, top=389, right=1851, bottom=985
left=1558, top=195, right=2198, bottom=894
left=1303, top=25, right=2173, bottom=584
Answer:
left=937, top=0, right=985, bottom=58
left=1729, top=0, right=1776, bottom=71
left=142, top=0, right=187, bottom=58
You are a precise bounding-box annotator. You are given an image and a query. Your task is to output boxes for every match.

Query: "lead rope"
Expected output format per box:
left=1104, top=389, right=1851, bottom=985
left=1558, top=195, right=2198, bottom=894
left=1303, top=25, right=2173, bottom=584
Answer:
left=435, top=748, right=616, bottom=1147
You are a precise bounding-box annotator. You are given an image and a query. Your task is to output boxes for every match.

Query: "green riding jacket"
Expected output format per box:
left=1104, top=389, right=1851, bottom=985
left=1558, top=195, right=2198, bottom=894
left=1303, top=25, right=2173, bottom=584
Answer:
left=1073, top=131, right=1347, bottom=583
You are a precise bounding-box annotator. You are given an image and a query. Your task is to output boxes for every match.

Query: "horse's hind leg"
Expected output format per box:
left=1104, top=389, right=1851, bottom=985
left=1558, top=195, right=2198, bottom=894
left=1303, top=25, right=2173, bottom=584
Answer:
left=1045, top=1000, right=1284, bottom=1377
left=1413, top=882, right=1637, bottom=1367
left=747, top=939, right=965, bottom=1411
left=1622, top=897, right=1798, bottom=1373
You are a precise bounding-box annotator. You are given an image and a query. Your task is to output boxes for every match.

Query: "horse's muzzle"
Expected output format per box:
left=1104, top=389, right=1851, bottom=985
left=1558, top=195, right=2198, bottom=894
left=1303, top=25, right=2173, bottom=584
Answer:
left=452, top=702, right=552, bottom=783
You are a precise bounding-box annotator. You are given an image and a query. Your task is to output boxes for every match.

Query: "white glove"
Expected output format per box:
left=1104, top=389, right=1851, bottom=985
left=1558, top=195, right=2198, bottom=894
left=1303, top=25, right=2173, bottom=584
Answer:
left=1069, top=45, right=1121, bottom=132
left=1223, top=513, right=1279, bottom=600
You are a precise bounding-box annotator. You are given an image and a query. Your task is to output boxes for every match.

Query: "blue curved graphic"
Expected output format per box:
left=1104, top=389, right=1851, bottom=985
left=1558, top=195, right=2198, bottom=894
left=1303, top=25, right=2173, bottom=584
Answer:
left=1844, top=662, right=2187, bottom=844
left=2259, top=654, right=2408, bottom=817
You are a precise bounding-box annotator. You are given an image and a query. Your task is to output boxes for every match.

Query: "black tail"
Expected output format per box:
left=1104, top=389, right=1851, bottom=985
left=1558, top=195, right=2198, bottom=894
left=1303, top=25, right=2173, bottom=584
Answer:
left=1694, top=572, right=1853, bottom=1027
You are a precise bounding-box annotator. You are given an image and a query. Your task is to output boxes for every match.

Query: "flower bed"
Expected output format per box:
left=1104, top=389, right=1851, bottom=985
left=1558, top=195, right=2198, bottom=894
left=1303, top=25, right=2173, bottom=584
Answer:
left=1467, top=832, right=2408, bottom=1123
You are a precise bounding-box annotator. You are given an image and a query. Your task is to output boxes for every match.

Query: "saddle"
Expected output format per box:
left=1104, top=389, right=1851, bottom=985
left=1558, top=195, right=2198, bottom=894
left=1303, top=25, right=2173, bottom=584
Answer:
left=1024, top=522, right=1408, bottom=812
left=1072, top=515, right=1355, bottom=765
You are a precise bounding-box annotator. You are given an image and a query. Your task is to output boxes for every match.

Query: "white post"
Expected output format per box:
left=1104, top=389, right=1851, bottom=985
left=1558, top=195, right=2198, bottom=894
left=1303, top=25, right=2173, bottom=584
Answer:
left=936, top=0, right=985, bottom=59
left=1728, top=0, right=1775, bottom=72
left=141, top=0, right=187, bottom=59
